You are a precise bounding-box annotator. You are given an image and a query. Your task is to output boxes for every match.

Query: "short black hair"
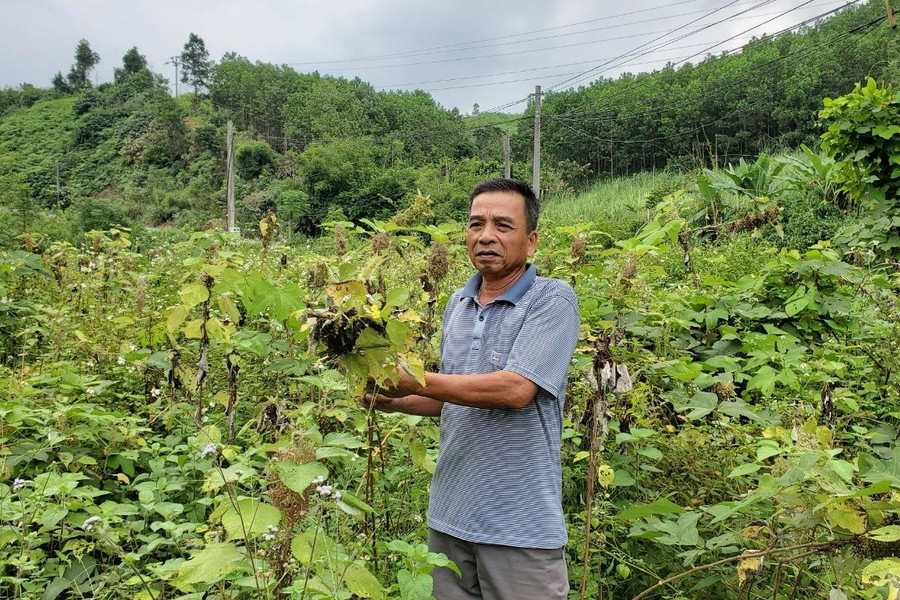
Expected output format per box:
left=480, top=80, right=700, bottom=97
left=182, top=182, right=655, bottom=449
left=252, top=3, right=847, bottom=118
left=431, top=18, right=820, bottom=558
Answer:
left=469, top=178, right=539, bottom=232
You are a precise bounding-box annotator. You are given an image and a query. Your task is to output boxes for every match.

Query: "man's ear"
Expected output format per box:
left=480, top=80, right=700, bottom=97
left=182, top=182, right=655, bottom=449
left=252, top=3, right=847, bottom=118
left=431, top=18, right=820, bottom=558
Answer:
left=527, top=230, right=538, bottom=257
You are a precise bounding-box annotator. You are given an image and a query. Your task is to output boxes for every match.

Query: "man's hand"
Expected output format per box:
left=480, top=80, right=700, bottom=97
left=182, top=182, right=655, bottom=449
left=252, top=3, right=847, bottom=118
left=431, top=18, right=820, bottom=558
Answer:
left=366, top=367, right=423, bottom=399
left=360, top=392, right=404, bottom=414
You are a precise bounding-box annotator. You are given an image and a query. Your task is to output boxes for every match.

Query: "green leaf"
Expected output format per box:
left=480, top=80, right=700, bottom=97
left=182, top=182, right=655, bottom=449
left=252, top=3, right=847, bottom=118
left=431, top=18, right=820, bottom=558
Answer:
left=221, top=498, right=282, bottom=541
left=619, top=498, right=684, bottom=520
left=398, top=568, right=433, bottom=600
left=728, top=463, right=761, bottom=478
left=179, top=283, right=209, bottom=307
left=746, top=366, right=777, bottom=396
left=344, top=563, right=383, bottom=599
left=218, top=295, right=241, bottom=324
left=336, top=490, right=374, bottom=515
left=172, top=542, right=243, bottom=590
left=385, top=287, right=410, bottom=308
left=869, top=526, right=900, bottom=542
left=275, top=461, right=328, bottom=494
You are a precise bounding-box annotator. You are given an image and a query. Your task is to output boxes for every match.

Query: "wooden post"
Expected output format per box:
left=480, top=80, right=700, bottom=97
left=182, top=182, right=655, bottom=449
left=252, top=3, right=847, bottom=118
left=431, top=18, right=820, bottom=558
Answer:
left=504, top=131, right=511, bottom=179
left=886, top=0, right=897, bottom=28
left=532, top=85, right=541, bottom=198
left=226, top=121, right=236, bottom=233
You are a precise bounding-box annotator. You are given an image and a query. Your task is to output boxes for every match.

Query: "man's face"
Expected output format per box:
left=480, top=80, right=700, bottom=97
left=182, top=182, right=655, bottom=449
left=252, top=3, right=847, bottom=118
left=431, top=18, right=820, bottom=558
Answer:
left=466, top=190, right=537, bottom=280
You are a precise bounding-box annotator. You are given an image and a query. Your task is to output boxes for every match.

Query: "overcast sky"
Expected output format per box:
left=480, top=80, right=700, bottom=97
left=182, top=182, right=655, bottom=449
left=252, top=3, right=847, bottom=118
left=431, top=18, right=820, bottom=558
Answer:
left=1, top=0, right=855, bottom=113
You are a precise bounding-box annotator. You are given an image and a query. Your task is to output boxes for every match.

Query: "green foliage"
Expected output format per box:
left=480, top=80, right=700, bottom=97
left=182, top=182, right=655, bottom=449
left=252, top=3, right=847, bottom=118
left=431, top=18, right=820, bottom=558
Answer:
left=235, top=141, right=278, bottom=180
left=180, top=33, right=213, bottom=100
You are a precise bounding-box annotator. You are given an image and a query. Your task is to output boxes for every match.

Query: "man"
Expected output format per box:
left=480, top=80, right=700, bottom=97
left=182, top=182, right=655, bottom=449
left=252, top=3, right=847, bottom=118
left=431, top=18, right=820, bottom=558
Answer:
left=364, top=178, right=580, bottom=599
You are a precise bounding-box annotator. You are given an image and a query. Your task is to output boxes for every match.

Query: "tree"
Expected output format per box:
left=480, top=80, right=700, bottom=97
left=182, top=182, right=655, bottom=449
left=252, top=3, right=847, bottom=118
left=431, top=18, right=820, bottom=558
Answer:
left=66, top=39, right=100, bottom=90
left=114, top=46, right=148, bottom=83
left=180, top=33, right=212, bottom=105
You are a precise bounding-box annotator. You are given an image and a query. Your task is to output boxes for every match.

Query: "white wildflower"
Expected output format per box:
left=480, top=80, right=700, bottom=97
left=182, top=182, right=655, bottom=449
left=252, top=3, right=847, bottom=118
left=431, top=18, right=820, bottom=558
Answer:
left=82, top=516, right=101, bottom=531
left=200, top=443, right=218, bottom=458
left=151, top=388, right=161, bottom=398
left=12, top=478, right=30, bottom=492
left=263, top=533, right=276, bottom=541
left=267, top=525, right=279, bottom=533
left=117, top=356, right=126, bottom=365
left=86, top=387, right=95, bottom=396
left=333, top=491, right=341, bottom=501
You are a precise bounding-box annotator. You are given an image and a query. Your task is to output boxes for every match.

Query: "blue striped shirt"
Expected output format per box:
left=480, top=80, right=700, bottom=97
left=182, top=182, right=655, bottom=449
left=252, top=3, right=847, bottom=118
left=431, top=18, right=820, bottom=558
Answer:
left=428, top=264, right=580, bottom=549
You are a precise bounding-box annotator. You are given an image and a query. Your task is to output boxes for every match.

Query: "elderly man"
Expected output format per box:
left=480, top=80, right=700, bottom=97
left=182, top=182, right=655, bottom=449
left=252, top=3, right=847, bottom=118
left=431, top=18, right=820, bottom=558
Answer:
left=364, top=178, right=580, bottom=600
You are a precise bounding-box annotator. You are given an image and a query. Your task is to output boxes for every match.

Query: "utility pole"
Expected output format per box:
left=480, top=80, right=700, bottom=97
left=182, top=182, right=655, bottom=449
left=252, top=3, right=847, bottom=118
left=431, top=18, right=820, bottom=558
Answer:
left=504, top=131, right=511, bottom=179
left=532, top=85, right=542, bottom=199
left=226, top=121, right=236, bottom=233
left=166, top=56, right=181, bottom=96
left=885, top=0, right=897, bottom=28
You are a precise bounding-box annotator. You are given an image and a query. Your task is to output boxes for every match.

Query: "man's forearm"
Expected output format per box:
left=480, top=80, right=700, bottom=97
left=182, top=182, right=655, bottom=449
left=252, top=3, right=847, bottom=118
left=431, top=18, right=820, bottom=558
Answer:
left=382, top=394, right=444, bottom=416
left=418, top=370, right=538, bottom=410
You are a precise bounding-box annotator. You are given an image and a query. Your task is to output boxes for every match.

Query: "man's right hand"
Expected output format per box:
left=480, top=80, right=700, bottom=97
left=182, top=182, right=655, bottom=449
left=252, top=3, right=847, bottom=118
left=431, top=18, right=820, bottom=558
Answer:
left=360, top=392, right=403, bottom=414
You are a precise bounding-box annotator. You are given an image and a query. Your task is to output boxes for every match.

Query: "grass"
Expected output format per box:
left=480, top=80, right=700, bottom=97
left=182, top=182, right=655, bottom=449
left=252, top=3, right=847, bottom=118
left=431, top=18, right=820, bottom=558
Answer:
left=542, top=171, right=683, bottom=238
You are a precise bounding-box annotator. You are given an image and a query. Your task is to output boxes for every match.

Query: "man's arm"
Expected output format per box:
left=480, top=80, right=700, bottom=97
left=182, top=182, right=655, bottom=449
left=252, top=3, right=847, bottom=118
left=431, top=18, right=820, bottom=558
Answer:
left=362, top=392, right=444, bottom=417
left=374, top=369, right=538, bottom=410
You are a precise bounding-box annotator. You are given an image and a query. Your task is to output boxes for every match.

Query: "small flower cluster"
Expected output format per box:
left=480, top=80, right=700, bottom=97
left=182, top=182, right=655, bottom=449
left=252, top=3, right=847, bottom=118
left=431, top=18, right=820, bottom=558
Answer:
left=200, top=443, right=218, bottom=459
left=263, top=524, right=279, bottom=541
left=82, top=516, right=101, bottom=531
left=12, top=478, right=30, bottom=492
left=313, top=476, right=341, bottom=500
left=151, top=388, right=162, bottom=398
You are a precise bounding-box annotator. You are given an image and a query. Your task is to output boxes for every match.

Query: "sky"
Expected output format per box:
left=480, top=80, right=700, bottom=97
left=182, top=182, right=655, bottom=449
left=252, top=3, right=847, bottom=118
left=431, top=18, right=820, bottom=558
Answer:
left=1, top=0, right=858, bottom=114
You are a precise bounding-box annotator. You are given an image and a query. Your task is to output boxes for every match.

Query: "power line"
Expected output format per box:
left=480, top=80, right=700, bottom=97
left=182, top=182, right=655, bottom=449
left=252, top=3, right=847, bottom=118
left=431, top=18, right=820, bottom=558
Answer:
left=482, top=0, right=769, bottom=113
left=544, top=0, right=867, bottom=123
left=283, top=0, right=708, bottom=66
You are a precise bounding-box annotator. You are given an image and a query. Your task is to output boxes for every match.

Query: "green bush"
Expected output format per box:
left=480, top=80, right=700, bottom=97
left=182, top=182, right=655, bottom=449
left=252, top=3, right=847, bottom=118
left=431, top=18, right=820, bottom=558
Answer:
left=235, top=141, right=277, bottom=179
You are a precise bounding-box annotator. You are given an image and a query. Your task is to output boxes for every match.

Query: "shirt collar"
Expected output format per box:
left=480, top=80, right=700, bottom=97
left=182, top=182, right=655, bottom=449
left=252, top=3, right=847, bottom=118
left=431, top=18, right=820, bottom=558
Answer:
left=460, top=263, right=536, bottom=305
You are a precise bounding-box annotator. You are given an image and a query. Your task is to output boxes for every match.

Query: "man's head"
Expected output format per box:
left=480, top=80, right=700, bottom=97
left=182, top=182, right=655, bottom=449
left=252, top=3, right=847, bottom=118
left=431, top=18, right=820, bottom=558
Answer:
left=468, top=178, right=539, bottom=232
left=466, top=179, right=539, bottom=282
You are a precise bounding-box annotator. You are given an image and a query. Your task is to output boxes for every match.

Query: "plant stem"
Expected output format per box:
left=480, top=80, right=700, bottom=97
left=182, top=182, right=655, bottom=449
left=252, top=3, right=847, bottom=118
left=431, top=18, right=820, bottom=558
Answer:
left=630, top=540, right=849, bottom=600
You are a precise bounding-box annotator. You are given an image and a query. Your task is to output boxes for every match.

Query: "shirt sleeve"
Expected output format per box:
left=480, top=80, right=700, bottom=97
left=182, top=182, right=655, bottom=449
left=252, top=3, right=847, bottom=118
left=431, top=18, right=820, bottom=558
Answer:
left=504, top=284, right=580, bottom=398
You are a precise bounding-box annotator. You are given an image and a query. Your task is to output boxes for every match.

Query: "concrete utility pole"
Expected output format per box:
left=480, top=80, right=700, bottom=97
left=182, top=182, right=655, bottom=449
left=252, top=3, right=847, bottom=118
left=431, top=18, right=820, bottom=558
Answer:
left=504, top=131, right=511, bottom=179
left=532, top=85, right=541, bottom=199
left=167, top=56, right=181, bottom=96
left=226, top=121, right=236, bottom=233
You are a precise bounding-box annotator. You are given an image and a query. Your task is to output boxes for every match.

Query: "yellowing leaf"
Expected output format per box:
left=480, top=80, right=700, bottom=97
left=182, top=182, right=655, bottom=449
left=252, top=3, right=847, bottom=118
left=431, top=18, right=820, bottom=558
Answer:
left=179, top=283, right=210, bottom=308
left=827, top=502, right=866, bottom=534
left=737, top=554, right=764, bottom=585
left=597, top=464, right=615, bottom=489
left=115, top=473, right=130, bottom=485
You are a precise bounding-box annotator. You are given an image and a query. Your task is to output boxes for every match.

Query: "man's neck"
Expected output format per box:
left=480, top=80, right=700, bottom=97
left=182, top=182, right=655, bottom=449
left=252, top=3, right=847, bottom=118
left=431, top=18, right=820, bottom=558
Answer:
left=478, top=264, right=528, bottom=305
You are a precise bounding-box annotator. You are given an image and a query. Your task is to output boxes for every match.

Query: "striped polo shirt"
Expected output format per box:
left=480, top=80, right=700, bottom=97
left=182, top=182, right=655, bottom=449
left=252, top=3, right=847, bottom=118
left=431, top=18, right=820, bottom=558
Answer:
left=427, top=263, right=580, bottom=549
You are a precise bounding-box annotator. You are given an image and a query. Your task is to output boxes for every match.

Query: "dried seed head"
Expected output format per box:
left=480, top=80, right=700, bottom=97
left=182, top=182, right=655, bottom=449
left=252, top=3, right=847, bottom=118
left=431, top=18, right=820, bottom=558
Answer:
left=334, top=224, right=348, bottom=257
left=307, top=261, right=328, bottom=289
left=621, top=253, right=638, bottom=282
left=426, top=243, right=449, bottom=283
left=392, top=191, right=433, bottom=226
left=372, top=231, right=390, bottom=254
left=135, top=278, right=147, bottom=316
left=712, top=381, right=736, bottom=400
left=571, top=236, right=586, bottom=263
left=269, top=437, right=317, bottom=526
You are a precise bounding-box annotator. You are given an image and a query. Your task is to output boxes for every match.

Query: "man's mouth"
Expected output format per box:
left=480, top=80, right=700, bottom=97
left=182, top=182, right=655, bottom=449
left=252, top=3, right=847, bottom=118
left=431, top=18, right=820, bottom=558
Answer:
left=476, top=250, right=500, bottom=257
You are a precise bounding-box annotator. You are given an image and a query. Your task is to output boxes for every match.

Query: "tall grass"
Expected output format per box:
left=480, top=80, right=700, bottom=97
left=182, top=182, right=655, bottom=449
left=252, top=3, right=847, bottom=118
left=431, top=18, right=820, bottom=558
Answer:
left=542, top=171, right=683, bottom=239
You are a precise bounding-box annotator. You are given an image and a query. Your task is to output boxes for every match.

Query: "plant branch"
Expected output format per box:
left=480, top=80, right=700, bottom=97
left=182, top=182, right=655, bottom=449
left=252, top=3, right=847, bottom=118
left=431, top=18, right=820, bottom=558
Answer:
left=630, top=540, right=849, bottom=600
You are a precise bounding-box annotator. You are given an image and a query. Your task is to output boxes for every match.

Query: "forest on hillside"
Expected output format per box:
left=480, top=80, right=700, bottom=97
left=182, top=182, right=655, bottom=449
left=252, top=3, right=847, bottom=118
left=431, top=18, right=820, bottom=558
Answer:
left=0, top=0, right=898, bottom=243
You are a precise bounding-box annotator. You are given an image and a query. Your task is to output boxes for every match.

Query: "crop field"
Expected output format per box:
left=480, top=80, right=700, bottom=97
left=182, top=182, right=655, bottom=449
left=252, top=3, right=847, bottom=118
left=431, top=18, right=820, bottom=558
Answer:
left=3, top=126, right=900, bottom=599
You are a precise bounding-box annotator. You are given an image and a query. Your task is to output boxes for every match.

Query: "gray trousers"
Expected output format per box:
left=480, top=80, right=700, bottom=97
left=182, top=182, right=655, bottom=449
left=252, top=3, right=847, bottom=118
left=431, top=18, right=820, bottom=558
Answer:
left=428, top=528, right=570, bottom=600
